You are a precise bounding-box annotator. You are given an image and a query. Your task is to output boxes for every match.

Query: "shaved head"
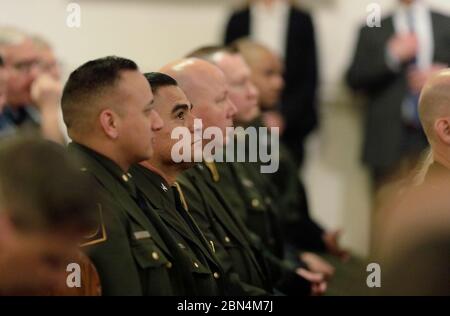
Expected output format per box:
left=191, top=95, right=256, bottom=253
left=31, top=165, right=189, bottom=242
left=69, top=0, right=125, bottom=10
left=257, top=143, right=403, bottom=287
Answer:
left=160, top=58, right=225, bottom=107
left=419, top=69, right=450, bottom=142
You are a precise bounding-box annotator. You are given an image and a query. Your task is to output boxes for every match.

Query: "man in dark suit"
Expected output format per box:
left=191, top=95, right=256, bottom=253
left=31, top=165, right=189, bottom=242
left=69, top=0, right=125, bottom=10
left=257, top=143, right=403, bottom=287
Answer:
left=346, top=0, right=450, bottom=184
left=224, top=0, right=318, bottom=165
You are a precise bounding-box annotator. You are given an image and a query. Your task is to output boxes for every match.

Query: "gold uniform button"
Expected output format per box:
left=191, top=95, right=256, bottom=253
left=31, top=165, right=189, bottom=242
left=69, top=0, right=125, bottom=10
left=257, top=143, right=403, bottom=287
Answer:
left=251, top=199, right=260, bottom=207
left=151, top=251, right=159, bottom=260
left=224, top=236, right=231, bottom=243
left=213, top=272, right=220, bottom=279
left=193, top=262, right=199, bottom=268
left=166, top=262, right=172, bottom=269
left=122, top=174, right=129, bottom=182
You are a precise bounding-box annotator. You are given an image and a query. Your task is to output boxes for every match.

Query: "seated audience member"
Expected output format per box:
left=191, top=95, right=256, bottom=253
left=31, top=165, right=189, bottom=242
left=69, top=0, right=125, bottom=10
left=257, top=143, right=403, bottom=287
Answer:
left=0, top=27, right=64, bottom=143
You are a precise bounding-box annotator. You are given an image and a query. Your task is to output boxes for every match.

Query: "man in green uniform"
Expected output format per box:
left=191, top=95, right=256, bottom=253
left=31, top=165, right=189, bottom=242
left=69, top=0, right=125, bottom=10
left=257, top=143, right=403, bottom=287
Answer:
left=61, top=56, right=201, bottom=296
left=130, top=72, right=235, bottom=296
left=233, top=40, right=368, bottom=295
left=162, top=57, right=326, bottom=295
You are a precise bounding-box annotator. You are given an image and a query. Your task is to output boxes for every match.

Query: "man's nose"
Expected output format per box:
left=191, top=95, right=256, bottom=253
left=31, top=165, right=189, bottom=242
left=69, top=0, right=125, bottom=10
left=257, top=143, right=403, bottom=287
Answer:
left=248, top=81, right=259, bottom=100
left=150, top=109, right=164, bottom=131
left=227, top=97, right=238, bottom=118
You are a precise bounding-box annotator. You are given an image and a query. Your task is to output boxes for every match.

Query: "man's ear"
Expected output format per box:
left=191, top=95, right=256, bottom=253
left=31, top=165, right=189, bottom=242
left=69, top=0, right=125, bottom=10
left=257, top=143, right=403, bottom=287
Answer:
left=434, top=117, right=450, bottom=145
left=99, top=109, right=120, bottom=139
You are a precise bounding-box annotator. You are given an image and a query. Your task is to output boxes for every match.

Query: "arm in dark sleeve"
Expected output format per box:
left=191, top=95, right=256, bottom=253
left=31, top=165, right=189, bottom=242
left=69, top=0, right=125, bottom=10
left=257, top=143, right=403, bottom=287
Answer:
left=282, top=12, right=318, bottom=138
left=84, top=202, right=143, bottom=296
left=224, top=9, right=249, bottom=45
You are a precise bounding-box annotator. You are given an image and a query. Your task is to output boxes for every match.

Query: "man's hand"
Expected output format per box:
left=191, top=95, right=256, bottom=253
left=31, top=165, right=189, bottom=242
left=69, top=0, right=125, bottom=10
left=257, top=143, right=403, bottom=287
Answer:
left=387, top=34, right=418, bottom=63
left=407, top=64, right=448, bottom=94
left=30, top=73, right=62, bottom=111
left=300, top=252, right=335, bottom=280
left=30, top=73, right=65, bottom=143
left=262, top=110, right=285, bottom=135
left=296, top=267, right=327, bottom=296
left=323, top=230, right=350, bottom=261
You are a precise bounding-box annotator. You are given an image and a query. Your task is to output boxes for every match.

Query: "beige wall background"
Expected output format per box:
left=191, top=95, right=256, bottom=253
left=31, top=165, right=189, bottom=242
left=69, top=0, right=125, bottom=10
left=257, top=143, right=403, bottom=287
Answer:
left=1, top=0, right=449, bottom=256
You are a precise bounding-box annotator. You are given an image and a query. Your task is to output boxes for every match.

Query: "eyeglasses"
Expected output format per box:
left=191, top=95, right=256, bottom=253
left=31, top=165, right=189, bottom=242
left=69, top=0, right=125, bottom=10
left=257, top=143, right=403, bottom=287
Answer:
left=11, top=60, right=43, bottom=74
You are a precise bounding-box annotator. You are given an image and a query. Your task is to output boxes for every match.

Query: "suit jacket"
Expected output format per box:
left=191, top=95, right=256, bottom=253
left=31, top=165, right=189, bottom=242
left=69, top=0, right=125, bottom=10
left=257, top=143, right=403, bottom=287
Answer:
left=346, top=12, right=450, bottom=172
left=68, top=143, right=196, bottom=296
left=225, top=5, right=319, bottom=162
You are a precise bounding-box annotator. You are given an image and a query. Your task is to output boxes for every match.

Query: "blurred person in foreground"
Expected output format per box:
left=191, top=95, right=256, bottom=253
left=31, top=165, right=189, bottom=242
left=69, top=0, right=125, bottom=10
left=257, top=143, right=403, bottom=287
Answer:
left=378, top=69, right=450, bottom=295
left=0, top=27, right=64, bottom=143
left=0, top=137, right=100, bottom=295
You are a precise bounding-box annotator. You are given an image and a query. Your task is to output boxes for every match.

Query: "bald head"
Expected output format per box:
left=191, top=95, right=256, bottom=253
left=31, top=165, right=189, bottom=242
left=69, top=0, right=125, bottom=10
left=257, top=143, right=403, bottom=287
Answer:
left=160, top=58, right=237, bottom=145
left=419, top=69, right=450, bottom=142
left=160, top=58, right=225, bottom=106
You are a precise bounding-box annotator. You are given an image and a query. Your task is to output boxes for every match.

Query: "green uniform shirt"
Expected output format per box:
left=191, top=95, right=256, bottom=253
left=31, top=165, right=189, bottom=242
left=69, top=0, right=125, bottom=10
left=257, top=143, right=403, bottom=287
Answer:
left=68, top=142, right=197, bottom=296
left=178, top=162, right=271, bottom=295
left=130, top=164, right=226, bottom=296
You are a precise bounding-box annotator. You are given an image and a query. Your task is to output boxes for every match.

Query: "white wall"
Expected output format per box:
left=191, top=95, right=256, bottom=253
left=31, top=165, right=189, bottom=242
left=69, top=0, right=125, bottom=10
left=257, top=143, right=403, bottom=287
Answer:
left=1, top=0, right=449, bottom=256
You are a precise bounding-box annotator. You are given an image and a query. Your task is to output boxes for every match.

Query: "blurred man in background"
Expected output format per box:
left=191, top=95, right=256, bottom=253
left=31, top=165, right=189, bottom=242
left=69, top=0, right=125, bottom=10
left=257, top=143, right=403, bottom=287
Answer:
left=0, top=27, right=64, bottom=143
left=225, top=0, right=319, bottom=165
left=346, top=0, right=450, bottom=189
left=233, top=40, right=348, bottom=263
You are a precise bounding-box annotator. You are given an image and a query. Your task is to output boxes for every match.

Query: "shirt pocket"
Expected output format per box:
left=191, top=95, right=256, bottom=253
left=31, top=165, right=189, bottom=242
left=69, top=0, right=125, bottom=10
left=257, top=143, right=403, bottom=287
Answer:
left=131, top=237, right=171, bottom=269
left=176, top=241, right=213, bottom=275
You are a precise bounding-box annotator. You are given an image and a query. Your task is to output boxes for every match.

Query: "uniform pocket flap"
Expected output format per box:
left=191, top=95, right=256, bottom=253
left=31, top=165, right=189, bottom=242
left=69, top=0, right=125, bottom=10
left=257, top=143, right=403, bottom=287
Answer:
left=131, top=240, right=169, bottom=269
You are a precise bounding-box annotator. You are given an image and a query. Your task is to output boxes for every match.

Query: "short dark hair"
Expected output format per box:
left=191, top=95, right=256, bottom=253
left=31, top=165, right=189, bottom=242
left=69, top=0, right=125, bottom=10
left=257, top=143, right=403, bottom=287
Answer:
left=0, top=137, right=98, bottom=232
left=144, top=72, right=178, bottom=94
left=186, top=45, right=238, bottom=60
left=61, top=56, right=138, bottom=133
left=0, top=55, right=4, bottom=67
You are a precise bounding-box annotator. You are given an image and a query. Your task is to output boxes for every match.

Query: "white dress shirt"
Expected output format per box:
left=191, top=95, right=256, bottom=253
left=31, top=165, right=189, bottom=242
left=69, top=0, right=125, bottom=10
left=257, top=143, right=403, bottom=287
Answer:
left=250, top=0, right=290, bottom=60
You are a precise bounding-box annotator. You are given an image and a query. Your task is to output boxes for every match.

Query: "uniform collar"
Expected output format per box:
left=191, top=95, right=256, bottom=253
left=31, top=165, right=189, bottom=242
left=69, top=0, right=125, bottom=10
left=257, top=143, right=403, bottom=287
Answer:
left=69, top=142, right=137, bottom=197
